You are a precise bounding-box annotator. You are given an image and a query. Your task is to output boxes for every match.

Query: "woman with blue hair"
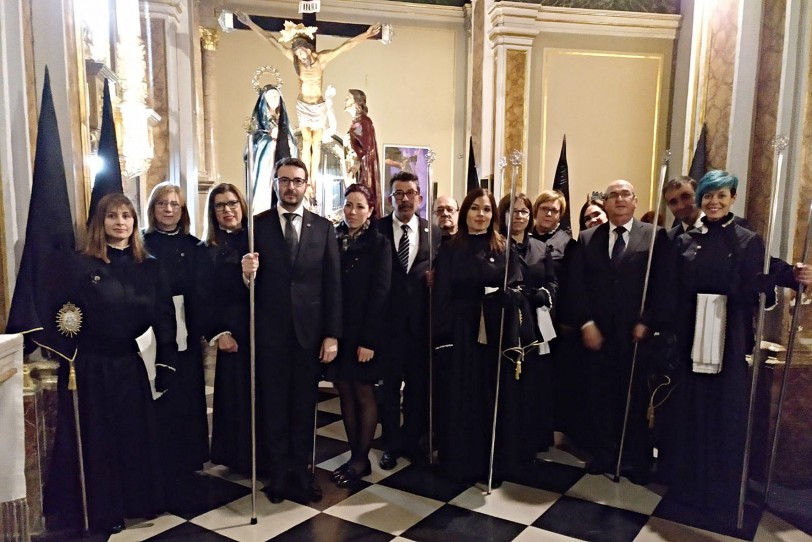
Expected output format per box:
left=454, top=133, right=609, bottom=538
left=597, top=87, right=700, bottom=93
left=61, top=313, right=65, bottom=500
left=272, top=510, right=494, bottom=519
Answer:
left=665, top=169, right=810, bottom=525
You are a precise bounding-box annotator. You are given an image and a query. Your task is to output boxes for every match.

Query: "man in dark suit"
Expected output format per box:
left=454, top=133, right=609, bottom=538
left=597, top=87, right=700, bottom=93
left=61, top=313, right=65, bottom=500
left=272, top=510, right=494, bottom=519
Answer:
left=567, top=179, right=670, bottom=484
left=663, top=176, right=703, bottom=241
left=377, top=171, right=441, bottom=470
left=242, top=157, right=341, bottom=503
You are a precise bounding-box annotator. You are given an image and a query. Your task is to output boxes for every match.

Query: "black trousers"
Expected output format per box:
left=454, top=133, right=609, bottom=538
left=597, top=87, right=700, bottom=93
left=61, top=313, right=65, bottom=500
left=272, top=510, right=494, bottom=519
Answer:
left=257, top=334, right=321, bottom=472
left=585, top=339, right=651, bottom=468
left=379, top=333, right=430, bottom=455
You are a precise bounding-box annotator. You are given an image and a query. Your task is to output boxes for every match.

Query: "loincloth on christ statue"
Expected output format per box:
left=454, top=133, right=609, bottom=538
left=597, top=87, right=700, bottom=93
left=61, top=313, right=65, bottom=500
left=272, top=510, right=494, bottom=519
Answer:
left=296, top=99, right=328, bottom=131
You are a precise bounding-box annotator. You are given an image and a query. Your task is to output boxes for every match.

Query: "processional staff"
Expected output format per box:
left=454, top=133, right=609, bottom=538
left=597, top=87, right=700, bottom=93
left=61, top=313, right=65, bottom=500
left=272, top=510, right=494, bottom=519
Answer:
left=738, top=135, right=789, bottom=529
left=425, top=148, right=436, bottom=465
left=613, top=150, right=670, bottom=483
left=765, top=198, right=812, bottom=503
left=486, top=153, right=515, bottom=495
left=243, top=131, right=259, bottom=525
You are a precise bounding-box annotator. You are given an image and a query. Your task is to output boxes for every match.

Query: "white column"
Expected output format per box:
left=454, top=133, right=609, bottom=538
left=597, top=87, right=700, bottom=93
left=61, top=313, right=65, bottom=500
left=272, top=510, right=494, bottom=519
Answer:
left=0, top=0, right=33, bottom=305
left=143, top=0, right=201, bottom=232
left=726, top=0, right=764, bottom=216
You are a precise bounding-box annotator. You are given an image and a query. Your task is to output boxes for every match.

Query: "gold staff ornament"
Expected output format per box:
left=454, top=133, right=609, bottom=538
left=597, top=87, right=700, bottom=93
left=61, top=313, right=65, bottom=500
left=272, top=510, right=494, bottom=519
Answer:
left=56, top=302, right=83, bottom=338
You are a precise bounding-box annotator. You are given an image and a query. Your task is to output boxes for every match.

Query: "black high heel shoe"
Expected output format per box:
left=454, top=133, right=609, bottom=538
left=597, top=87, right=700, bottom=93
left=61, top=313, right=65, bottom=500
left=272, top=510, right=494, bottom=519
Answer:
left=335, top=460, right=372, bottom=488
left=331, top=462, right=351, bottom=482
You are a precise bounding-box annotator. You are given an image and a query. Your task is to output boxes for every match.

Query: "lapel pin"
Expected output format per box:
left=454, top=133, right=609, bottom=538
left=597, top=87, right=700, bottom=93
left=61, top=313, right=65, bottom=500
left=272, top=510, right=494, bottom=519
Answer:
left=489, top=257, right=495, bottom=262
left=423, top=227, right=429, bottom=233
left=306, top=223, right=312, bottom=228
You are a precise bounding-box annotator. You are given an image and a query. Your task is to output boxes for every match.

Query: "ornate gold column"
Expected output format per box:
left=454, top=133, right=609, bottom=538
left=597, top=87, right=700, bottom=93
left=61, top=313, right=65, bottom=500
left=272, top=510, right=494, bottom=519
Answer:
left=199, top=26, right=219, bottom=195
left=488, top=4, right=535, bottom=195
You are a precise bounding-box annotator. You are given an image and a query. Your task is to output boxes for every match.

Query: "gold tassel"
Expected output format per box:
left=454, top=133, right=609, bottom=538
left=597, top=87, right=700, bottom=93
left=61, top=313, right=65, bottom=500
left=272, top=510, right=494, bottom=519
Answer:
left=647, top=403, right=655, bottom=429
left=68, top=359, right=77, bottom=391
left=514, top=359, right=522, bottom=380
left=478, top=305, right=487, bottom=344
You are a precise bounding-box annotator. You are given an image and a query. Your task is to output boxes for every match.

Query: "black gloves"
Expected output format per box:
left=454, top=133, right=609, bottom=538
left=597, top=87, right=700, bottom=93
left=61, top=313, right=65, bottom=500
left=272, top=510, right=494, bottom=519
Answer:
left=520, top=285, right=551, bottom=309
left=756, top=272, right=777, bottom=295
left=155, top=364, right=176, bottom=394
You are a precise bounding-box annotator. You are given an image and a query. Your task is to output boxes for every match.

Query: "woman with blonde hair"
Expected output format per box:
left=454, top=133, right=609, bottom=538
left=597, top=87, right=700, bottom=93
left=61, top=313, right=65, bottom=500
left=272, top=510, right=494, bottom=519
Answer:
left=45, top=193, right=176, bottom=534
left=143, top=182, right=209, bottom=483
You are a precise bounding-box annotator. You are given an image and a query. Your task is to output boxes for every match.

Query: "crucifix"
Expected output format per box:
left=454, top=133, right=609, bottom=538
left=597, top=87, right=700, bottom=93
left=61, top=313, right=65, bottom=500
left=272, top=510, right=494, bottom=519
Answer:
left=235, top=11, right=383, bottom=209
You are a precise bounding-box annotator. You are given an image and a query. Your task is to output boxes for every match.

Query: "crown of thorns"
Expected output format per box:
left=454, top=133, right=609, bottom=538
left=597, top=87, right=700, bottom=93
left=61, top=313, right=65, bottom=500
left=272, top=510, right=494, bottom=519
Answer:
left=279, top=21, right=318, bottom=43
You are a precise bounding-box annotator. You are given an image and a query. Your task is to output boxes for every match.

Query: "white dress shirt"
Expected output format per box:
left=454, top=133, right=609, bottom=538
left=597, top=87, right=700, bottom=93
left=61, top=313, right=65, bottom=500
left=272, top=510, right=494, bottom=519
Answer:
left=607, top=217, right=635, bottom=258
left=393, top=213, right=419, bottom=272
left=276, top=203, right=304, bottom=240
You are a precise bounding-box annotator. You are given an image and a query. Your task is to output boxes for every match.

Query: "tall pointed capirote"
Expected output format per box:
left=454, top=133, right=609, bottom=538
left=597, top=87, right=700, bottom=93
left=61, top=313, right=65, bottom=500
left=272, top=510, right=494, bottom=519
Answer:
left=467, top=136, right=479, bottom=192
left=688, top=123, right=708, bottom=183
left=552, top=135, right=571, bottom=235
left=86, top=78, right=123, bottom=225
left=6, top=67, right=77, bottom=360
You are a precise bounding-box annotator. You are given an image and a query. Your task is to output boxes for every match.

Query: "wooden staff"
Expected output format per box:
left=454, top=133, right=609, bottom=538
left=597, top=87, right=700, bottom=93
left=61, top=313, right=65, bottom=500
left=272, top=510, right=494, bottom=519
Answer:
left=739, top=135, right=789, bottom=528
left=487, top=153, right=514, bottom=494
left=613, top=150, right=670, bottom=483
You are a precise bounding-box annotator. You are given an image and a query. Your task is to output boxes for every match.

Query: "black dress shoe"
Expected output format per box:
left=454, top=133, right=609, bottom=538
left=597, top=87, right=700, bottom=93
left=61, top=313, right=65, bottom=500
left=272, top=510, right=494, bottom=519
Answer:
left=587, top=452, right=615, bottom=475
left=265, top=469, right=287, bottom=504
left=109, top=521, right=125, bottom=534
left=335, top=461, right=372, bottom=488
left=379, top=451, right=399, bottom=470
left=289, top=469, right=323, bottom=503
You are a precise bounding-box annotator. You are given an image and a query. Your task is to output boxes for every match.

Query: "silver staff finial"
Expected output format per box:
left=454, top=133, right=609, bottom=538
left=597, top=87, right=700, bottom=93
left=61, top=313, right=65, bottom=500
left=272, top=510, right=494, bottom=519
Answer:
left=662, top=149, right=672, bottom=163
left=426, top=149, right=436, bottom=165
left=509, top=150, right=523, bottom=166
left=772, top=135, right=789, bottom=152
left=498, top=156, right=508, bottom=171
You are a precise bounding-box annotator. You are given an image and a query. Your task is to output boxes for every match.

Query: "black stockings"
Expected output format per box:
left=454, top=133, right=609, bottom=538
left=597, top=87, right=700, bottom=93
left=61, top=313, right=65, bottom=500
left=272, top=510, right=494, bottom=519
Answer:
left=335, top=381, right=378, bottom=469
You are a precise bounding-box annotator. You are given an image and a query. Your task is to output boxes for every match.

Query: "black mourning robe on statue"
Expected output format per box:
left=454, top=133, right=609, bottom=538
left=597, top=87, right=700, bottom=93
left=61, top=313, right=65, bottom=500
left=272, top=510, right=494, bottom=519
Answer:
left=666, top=214, right=768, bottom=521
left=44, top=247, right=176, bottom=531
left=143, top=229, right=210, bottom=477
left=433, top=234, right=521, bottom=482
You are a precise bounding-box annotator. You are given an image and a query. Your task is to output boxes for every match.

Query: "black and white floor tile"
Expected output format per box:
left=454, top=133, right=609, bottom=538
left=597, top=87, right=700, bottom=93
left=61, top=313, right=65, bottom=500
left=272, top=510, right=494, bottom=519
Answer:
left=53, top=386, right=812, bottom=542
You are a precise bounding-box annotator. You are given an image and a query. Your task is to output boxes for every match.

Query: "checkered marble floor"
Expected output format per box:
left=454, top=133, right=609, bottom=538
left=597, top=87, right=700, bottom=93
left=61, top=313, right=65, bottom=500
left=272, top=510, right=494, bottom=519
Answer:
left=58, top=388, right=812, bottom=542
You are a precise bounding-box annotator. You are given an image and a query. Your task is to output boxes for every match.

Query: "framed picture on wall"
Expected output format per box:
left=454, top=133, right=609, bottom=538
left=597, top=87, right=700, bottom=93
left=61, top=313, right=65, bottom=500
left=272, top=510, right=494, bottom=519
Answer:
left=382, top=144, right=430, bottom=219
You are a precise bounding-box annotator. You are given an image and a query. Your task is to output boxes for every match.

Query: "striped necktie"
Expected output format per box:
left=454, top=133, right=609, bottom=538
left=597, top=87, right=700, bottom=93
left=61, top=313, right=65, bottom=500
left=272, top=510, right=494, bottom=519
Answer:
left=398, top=224, right=410, bottom=272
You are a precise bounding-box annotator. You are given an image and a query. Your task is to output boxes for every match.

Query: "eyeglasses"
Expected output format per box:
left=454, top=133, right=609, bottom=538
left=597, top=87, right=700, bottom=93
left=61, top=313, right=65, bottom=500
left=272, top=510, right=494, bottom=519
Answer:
left=605, top=190, right=635, bottom=201
left=538, top=206, right=561, bottom=216
left=275, top=177, right=307, bottom=187
left=392, top=189, right=419, bottom=200
left=214, top=200, right=240, bottom=212
left=156, top=200, right=181, bottom=209
left=434, top=206, right=457, bottom=215
left=511, top=209, right=531, bottom=217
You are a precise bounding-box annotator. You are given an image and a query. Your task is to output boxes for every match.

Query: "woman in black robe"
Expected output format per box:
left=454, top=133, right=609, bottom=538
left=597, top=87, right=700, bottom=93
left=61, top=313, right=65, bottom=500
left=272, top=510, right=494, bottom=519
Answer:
left=433, top=188, right=520, bottom=484
left=668, top=170, right=774, bottom=523
left=45, top=194, right=175, bottom=534
left=496, top=193, right=557, bottom=469
left=203, top=183, right=260, bottom=474
left=143, top=182, right=209, bottom=483
left=323, top=183, right=391, bottom=487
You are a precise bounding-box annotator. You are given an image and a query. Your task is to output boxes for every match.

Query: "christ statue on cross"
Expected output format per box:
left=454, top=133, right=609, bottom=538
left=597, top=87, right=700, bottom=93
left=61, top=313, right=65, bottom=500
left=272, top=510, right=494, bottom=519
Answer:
left=237, top=13, right=381, bottom=207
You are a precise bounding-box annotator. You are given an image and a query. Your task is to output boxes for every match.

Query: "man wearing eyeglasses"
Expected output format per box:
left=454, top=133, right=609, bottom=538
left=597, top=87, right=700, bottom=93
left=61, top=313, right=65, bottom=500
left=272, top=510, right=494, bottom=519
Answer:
left=376, top=171, right=441, bottom=470
left=567, top=179, right=671, bottom=485
left=433, top=195, right=459, bottom=242
left=241, top=157, right=341, bottom=504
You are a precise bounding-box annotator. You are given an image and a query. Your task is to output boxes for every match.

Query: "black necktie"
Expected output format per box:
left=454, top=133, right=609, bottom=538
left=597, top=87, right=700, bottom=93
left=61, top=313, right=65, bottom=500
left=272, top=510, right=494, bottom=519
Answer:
left=611, top=226, right=626, bottom=263
left=284, top=212, right=299, bottom=264
left=398, top=224, right=410, bottom=271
